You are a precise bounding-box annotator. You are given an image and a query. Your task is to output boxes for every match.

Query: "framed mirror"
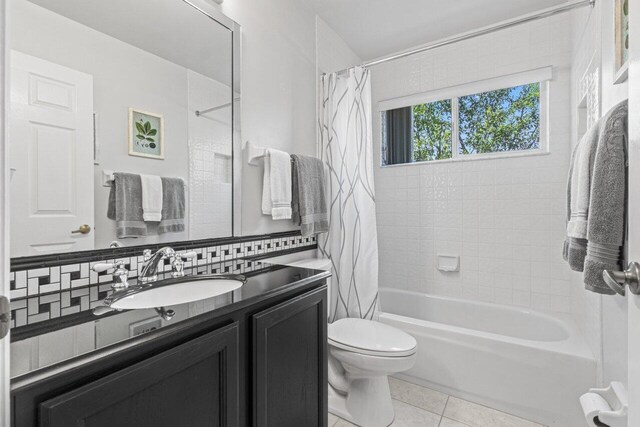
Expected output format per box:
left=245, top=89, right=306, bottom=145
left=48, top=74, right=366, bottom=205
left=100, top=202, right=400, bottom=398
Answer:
left=7, top=0, right=241, bottom=264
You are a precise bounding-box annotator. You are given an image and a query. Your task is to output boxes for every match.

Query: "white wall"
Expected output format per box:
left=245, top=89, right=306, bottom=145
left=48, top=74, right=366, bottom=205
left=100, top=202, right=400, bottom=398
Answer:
left=221, top=0, right=318, bottom=236
left=570, top=0, right=629, bottom=386
left=316, top=17, right=362, bottom=76
left=372, top=13, right=574, bottom=313
left=187, top=70, right=233, bottom=240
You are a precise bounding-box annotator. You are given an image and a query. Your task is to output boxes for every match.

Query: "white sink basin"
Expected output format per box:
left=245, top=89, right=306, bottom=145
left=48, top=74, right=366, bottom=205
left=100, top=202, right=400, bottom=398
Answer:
left=109, top=278, right=244, bottom=310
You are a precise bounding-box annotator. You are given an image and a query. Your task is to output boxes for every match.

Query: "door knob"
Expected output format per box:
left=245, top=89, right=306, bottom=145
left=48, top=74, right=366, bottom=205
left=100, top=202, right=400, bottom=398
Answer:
left=603, top=262, right=640, bottom=296
left=71, top=224, right=91, bottom=234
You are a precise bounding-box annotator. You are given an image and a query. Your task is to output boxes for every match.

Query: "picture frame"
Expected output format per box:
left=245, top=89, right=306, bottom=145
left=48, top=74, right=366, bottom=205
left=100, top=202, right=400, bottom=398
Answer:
left=128, top=108, right=164, bottom=159
left=614, top=0, right=629, bottom=84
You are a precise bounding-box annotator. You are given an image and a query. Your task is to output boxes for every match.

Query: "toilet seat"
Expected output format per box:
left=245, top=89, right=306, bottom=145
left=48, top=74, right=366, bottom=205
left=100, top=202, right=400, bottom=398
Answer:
left=328, top=318, right=417, bottom=357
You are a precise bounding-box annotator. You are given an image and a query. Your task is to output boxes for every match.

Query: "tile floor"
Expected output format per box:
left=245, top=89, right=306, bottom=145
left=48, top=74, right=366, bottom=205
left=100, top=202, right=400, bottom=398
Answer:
left=328, top=377, right=546, bottom=427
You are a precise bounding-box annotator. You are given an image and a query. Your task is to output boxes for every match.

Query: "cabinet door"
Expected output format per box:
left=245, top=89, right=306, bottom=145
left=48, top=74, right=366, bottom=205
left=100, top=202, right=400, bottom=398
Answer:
left=39, top=322, right=239, bottom=427
left=252, top=287, right=327, bottom=427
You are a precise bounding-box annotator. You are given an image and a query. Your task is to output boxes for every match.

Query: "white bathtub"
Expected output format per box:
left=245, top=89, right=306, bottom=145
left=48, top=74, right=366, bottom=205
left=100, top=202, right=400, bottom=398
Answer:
left=378, top=288, right=596, bottom=427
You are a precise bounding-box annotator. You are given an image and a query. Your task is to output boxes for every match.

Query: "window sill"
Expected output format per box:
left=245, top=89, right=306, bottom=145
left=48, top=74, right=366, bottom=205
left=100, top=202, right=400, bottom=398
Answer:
left=380, top=149, right=551, bottom=168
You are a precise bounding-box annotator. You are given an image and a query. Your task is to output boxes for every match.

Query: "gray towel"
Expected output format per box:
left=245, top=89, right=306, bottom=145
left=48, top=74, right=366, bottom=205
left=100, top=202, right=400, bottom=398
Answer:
left=158, top=177, right=185, bottom=234
left=564, top=100, right=627, bottom=294
left=107, top=173, right=147, bottom=238
left=291, top=155, right=328, bottom=237
left=583, top=100, right=628, bottom=294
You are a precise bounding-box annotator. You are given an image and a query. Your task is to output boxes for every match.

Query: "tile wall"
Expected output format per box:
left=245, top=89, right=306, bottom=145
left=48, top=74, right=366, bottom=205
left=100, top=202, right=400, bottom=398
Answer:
left=372, top=12, right=574, bottom=313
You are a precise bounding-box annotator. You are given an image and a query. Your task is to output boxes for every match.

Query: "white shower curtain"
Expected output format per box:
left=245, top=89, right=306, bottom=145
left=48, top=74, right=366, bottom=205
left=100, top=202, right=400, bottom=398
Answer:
left=319, top=66, right=379, bottom=322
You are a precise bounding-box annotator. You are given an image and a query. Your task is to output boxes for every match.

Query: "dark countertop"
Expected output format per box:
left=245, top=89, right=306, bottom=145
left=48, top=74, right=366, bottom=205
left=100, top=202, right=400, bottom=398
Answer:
left=10, top=258, right=330, bottom=383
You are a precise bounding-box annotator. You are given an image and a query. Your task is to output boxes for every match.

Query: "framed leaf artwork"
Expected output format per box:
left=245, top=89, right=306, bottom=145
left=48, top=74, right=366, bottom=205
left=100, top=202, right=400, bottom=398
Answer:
left=614, top=0, right=629, bottom=84
left=128, top=108, right=164, bottom=159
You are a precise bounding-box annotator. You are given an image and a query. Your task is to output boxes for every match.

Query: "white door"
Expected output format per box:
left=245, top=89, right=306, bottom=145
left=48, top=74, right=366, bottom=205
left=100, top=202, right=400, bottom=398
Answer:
left=9, top=51, right=94, bottom=256
left=629, top=0, right=640, bottom=423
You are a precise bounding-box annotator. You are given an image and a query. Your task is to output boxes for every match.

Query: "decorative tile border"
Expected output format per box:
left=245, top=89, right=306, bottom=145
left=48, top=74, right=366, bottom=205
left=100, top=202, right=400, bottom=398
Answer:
left=10, top=258, right=282, bottom=330
left=10, top=233, right=316, bottom=301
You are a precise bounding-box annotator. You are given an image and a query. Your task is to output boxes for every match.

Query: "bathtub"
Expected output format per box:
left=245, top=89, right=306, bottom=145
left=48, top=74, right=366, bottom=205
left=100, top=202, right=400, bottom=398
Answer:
left=378, top=288, right=596, bottom=427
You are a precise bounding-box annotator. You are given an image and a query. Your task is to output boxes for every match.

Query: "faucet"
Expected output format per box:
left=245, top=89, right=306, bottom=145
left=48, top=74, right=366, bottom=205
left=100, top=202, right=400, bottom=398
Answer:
left=140, top=247, right=176, bottom=283
left=139, top=247, right=198, bottom=283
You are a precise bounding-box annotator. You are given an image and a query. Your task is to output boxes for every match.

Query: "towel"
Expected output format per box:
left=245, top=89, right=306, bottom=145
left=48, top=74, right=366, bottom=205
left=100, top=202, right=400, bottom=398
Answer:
left=261, top=148, right=292, bottom=220
left=564, top=124, right=599, bottom=271
left=140, top=174, right=163, bottom=222
left=291, top=154, right=328, bottom=237
left=107, top=173, right=147, bottom=238
left=583, top=100, right=628, bottom=294
left=563, top=100, right=628, bottom=294
left=158, top=177, right=186, bottom=234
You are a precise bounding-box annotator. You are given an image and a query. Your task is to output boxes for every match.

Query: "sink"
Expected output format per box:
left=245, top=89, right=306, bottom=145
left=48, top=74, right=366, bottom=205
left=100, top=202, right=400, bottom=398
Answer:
left=104, top=275, right=246, bottom=310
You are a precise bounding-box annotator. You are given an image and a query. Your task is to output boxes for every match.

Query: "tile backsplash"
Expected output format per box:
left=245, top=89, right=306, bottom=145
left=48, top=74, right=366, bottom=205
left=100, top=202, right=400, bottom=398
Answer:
left=10, top=232, right=316, bottom=308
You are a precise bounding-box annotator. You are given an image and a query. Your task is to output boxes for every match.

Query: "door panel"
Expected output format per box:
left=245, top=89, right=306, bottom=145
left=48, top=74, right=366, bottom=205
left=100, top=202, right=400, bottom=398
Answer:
left=39, top=322, right=239, bottom=427
left=9, top=50, right=94, bottom=256
left=252, top=287, right=327, bottom=427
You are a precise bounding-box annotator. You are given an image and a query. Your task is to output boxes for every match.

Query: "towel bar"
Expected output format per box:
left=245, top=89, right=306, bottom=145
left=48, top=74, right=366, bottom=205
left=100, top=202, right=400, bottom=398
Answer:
left=246, top=141, right=294, bottom=166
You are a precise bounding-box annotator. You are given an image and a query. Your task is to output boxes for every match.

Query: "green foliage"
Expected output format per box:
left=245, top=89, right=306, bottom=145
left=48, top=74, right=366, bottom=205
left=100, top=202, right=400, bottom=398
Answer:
left=458, top=83, right=540, bottom=154
left=135, top=119, right=158, bottom=149
left=410, top=83, right=540, bottom=160
left=412, top=100, right=452, bottom=161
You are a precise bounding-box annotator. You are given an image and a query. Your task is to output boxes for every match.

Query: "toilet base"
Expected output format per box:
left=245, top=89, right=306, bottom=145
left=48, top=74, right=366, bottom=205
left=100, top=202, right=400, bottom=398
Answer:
left=328, top=376, right=395, bottom=427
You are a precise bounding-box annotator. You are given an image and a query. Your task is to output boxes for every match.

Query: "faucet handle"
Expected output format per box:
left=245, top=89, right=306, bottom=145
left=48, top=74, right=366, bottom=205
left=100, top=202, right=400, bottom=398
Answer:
left=143, top=249, right=153, bottom=262
left=170, top=252, right=197, bottom=278
left=92, top=261, right=129, bottom=289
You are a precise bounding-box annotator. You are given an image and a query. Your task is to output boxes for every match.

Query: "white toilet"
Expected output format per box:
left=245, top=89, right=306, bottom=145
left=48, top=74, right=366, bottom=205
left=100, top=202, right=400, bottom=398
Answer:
left=328, top=318, right=417, bottom=427
left=261, top=252, right=417, bottom=427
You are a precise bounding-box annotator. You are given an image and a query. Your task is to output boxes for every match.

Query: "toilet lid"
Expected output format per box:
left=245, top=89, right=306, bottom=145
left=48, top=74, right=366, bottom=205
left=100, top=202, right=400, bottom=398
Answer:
left=328, top=318, right=417, bottom=357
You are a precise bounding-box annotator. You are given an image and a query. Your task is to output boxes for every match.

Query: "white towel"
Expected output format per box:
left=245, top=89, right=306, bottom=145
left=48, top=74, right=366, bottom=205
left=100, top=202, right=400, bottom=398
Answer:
left=261, top=148, right=292, bottom=220
left=140, top=174, right=163, bottom=222
left=567, top=125, right=598, bottom=240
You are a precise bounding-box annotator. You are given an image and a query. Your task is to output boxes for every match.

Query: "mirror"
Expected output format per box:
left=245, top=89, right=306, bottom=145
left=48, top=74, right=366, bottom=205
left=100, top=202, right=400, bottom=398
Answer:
left=7, top=0, right=240, bottom=258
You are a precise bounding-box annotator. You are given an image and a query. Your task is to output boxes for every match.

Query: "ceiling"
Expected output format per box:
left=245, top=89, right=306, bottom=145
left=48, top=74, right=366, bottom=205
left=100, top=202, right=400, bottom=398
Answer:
left=28, top=0, right=233, bottom=85
left=313, top=0, right=570, bottom=61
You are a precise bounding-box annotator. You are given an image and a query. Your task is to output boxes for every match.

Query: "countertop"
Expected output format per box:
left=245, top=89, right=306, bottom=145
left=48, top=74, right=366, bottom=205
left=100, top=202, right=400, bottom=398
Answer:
left=10, top=258, right=330, bottom=383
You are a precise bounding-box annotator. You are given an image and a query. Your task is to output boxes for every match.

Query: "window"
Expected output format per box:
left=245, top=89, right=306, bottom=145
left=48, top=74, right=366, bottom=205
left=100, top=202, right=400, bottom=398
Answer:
left=380, top=69, right=549, bottom=166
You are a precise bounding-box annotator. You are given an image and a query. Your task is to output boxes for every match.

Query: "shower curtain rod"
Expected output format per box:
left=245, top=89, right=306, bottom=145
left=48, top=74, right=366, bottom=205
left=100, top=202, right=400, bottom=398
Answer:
left=327, top=0, right=595, bottom=76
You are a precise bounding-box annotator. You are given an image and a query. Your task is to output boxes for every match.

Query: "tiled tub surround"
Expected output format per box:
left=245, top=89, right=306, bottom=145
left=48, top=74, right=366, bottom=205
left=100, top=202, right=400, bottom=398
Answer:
left=372, top=12, right=573, bottom=314
left=9, top=232, right=316, bottom=329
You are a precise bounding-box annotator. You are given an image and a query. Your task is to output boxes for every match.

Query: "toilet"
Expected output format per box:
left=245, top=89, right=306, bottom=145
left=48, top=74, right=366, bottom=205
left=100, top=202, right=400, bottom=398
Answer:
left=262, top=253, right=417, bottom=427
left=328, top=318, right=417, bottom=427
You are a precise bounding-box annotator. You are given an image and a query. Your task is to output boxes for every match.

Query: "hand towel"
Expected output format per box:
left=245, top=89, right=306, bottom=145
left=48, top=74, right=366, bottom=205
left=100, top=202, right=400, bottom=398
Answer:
left=261, top=148, right=292, bottom=220
left=107, top=173, right=147, bottom=238
left=158, top=177, right=186, bottom=234
left=291, top=154, right=328, bottom=237
left=140, top=174, right=163, bottom=222
left=583, top=100, right=628, bottom=294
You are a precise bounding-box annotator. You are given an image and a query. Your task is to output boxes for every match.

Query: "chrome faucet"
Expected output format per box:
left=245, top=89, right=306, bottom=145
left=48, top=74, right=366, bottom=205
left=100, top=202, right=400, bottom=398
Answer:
left=140, top=247, right=176, bottom=283
left=139, top=247, right=198, bottom=283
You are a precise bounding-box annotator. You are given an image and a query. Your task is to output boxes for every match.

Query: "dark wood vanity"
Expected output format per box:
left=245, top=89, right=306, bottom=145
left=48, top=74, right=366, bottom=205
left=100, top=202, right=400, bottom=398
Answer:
left=11, top=264, right=329, bottom=427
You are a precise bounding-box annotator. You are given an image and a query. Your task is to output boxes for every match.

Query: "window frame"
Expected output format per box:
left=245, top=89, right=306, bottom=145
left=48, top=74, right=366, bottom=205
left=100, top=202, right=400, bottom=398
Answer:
left=378, top=67, right=552, bottom=166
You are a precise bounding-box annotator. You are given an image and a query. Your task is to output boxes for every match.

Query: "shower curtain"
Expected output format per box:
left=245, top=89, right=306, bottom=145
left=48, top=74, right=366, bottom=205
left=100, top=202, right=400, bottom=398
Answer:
left=318, top=66, right=379, bottom=322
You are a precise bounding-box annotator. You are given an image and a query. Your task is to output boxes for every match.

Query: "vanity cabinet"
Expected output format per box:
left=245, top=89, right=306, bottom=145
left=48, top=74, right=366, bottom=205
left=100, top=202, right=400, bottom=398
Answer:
left=252, top=286, right=327, bottom=427
left=11, top=281, right=328, bottom=427
left=40, top=323, right=240, bottom=427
